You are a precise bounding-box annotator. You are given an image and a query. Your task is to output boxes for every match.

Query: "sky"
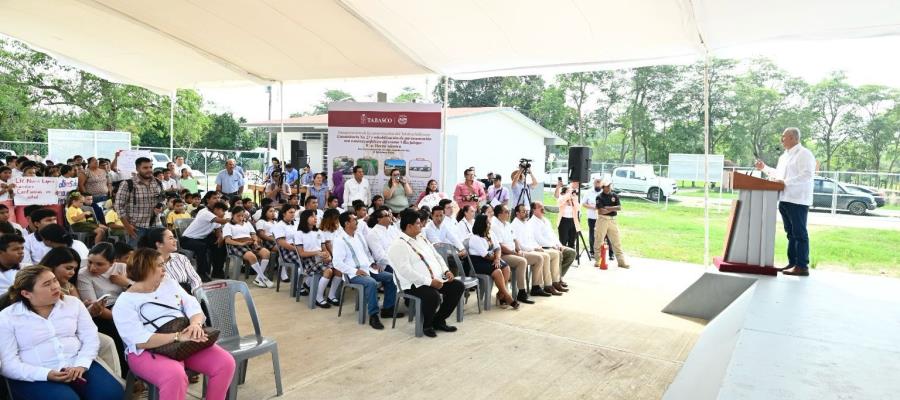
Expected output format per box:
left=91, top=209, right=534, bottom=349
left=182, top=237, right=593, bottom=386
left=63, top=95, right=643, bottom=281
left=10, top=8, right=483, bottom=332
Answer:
left=199, top=36, right=900, bottom=123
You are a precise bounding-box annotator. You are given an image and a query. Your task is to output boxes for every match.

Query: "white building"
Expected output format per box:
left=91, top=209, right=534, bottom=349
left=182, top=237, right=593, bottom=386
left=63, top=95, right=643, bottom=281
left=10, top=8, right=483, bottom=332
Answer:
left=243, top=107, right=566, bottom=192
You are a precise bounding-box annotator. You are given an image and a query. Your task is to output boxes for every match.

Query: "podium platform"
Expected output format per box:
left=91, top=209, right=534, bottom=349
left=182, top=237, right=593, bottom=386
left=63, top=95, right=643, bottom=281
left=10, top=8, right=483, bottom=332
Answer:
left=664, top=270, right=900, bottom=400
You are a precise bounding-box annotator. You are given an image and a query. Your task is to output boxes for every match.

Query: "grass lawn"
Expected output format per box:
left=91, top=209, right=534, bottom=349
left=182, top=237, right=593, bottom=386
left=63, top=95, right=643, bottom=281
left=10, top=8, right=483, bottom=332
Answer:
left=881, top=203, right=900, bottom=211
left=674, top=187, right=738, bottom=200
left=542, top=193, right=900, bottom=277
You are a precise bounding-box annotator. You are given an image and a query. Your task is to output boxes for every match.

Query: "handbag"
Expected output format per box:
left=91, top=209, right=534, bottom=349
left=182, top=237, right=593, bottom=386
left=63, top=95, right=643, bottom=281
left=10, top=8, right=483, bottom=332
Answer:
left=139, top=301, right=220, bottom=361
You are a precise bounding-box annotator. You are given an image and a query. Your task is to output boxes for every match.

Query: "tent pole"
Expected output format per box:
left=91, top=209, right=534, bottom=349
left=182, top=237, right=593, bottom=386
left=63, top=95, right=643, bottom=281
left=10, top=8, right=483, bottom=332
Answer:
left=442, top=76, right=450, bottom=192
left=279, top=81, right=285, bottom=167
left=703, top=52, right=711, bottom=268
left=169, top=91, right=175, bottom=159
left=266, top=85, right=273, bottom=168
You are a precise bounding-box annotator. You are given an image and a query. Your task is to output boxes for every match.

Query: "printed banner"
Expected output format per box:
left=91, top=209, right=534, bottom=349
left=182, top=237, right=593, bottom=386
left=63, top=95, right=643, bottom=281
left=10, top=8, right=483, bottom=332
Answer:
left=327, top=102, right=443, bottom=204
left=11, top=177, right=63, bottom=206
left=117, top=149, right=152, bottom=176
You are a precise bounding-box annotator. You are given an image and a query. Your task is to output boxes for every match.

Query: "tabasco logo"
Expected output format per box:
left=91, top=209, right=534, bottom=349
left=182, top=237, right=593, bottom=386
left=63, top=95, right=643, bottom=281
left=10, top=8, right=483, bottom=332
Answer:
left=359, top=113, right=394, bottom=125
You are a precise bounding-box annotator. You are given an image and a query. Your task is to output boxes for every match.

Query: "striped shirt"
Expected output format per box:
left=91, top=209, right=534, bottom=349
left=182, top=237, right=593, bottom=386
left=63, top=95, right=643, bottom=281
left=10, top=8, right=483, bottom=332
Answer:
left=164, top=253, right=202, bottom=292
left=114, top=177, right=163, bottom=229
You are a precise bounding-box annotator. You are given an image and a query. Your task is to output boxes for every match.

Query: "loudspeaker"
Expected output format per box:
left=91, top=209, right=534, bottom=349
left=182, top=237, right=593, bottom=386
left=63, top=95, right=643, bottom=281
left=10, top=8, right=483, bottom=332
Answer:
left=567, top=146, right=592, bottom=183
left=290, top=140, right=307, bottom=168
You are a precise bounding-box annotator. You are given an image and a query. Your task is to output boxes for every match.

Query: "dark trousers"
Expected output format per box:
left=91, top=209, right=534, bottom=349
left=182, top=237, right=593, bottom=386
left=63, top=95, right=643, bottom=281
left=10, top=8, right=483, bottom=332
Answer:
left=7, top=361, right=124, bottom=400
left=180, top=233, right=224, bottom=276
left=587, top=218, right=596, bottom=253
left=779, top=202, right=810, bottom=268
left=406, top=279, right=464, bottom=329
left=558, top=217, right=577, bottom=248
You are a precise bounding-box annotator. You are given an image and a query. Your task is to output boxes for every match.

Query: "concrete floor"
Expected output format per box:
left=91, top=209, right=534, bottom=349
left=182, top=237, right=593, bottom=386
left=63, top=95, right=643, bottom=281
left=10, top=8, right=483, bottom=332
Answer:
left=194, top=256, right=707, bottom=400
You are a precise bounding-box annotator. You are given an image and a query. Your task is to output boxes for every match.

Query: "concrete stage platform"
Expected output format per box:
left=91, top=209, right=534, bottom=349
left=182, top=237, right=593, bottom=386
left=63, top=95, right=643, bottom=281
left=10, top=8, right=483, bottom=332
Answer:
left=663, top=269, right=900, bottom=400
left=186, top=257, right=707, bottom=400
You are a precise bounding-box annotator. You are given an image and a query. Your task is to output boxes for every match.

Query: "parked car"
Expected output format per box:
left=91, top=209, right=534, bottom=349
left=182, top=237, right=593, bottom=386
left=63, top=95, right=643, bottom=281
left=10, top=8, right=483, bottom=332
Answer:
left=812, top=177, right=876, bottom=215
left=843, top=183, right=886, bottom=207
left=0, top=149, right=16, bottom=159
left=542, top=167, right=603, bottom=187
left=610, top=165, right=677, bottom=201
left=150, top=152, right=171, bottom=171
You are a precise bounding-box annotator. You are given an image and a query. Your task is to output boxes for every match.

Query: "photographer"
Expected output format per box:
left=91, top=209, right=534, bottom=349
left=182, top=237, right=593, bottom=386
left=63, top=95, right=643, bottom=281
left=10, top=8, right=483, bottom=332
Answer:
left=510, top=160, right=539, bottom=209
left=453, top=168, right=486, bottom=209
left=383, top=168, right=413, bottom=214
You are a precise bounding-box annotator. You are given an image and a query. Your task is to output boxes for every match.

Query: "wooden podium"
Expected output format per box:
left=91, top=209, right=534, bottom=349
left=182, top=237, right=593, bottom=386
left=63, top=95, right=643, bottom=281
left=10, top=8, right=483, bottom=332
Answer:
left=715, top=172, right=784, bottom=276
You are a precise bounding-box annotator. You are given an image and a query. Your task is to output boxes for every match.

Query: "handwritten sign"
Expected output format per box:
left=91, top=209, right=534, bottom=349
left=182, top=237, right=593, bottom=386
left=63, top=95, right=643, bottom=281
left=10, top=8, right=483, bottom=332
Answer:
left=117, top=150, right=152, bottom=176
left=57, top=178, right=79, bottom=200
left=11, top=177, right=61, bottom=206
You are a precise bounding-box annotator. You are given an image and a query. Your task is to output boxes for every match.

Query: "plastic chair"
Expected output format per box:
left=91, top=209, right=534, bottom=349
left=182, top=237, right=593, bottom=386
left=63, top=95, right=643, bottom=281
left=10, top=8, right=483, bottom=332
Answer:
left=337, top=273, right=366, bottom=324
left=173, top=217, right=194, bottom=239
left=194, top=280, right=284, bottom=400
left=463, top=238, right=494, bottom=311
left=390, top=272, right=425, bottom=337
left=125, top=371, right=161, bottom=400
left=226, top=255, right=247, bottom=281
left=433, top=243, right=482, bottom=321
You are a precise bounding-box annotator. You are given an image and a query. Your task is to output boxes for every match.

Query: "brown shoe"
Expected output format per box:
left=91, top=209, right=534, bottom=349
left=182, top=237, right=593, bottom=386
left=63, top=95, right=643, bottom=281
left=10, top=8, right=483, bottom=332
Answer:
left=553, top=282, right=569, bottom=292
left=545, top=285, right=562, bottom=296
left=782, top=267, right=809, bottom=276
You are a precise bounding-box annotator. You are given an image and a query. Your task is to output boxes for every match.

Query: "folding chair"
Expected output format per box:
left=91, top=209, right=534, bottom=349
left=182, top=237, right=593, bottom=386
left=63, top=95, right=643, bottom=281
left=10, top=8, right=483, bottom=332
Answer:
left=433, top=243, right=482, bottom=321
left=390, top=272, right=425, bottom=337
left=463, top=238, right=494, bottom=311
left=194, top=280, right=283, bottom=400
left=337, top=273, right=366, bottom=324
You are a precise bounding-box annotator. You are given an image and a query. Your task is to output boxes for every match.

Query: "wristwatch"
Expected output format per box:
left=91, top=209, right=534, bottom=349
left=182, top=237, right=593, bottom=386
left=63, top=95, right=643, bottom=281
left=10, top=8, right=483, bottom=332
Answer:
left=174, top=332, right=180, bottom=343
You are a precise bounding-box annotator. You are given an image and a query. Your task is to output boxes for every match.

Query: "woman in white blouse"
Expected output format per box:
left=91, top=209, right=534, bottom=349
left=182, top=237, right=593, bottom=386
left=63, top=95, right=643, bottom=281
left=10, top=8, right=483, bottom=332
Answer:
left=296, top=209, right=340, bottom=308
left=112, top=248, right=235, bottom=400
left=79, top=242, right=131, bottom=377
left=255, top=205, right=278, bottom=250
left=0, top=265, right=123, bottom=400
left=455, top=205, right=476, bottom=240
left=138, top=227, right=203, bottom=293
left=466, top=214, right=518, bottom=309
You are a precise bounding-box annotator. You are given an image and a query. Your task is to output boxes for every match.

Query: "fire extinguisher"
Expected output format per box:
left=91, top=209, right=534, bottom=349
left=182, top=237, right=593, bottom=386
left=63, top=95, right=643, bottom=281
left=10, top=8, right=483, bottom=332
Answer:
left=598, top=242, right=608, bottom=270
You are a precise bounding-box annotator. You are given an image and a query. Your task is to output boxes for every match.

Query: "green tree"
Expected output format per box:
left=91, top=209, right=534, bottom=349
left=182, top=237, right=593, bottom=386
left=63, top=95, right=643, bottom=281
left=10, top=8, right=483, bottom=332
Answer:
left=392, top=86, right=424, bottom=103
left=311, top=89, right=355, bottom=115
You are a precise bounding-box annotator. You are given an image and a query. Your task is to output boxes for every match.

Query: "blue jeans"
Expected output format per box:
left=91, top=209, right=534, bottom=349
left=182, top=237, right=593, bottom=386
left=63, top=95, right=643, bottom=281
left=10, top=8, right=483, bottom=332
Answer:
left=90, top=194, right=108, bottom=225
left=350, top=271, right=397, bottom=316
left=779, top=202, right=810, bottom=269
left=7, top=361, right=124, bottom=400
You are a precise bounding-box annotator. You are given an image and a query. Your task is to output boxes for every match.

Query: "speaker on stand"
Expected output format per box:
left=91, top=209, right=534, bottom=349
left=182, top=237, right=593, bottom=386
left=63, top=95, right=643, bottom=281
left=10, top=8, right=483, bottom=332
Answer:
left=567, top=146, right=593, bottom=263
left=290, top=140, right=308, bottom=169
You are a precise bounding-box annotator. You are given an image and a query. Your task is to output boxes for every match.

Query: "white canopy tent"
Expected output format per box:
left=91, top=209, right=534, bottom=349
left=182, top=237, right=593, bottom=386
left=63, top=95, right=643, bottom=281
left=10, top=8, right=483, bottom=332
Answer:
left=2, top=0, right=898, bottom=90
left=2, top=0, right=898, bottom=265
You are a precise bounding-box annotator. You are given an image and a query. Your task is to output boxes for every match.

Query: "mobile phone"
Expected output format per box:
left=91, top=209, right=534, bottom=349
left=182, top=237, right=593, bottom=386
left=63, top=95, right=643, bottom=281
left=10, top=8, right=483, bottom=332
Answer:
left=96, top=294, right=112, bottom=303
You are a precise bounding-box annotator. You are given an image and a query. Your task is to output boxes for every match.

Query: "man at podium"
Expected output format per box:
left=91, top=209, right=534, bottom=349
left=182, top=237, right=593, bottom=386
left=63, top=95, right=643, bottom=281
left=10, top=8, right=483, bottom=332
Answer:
left=754, top=128, right=816, bottom=277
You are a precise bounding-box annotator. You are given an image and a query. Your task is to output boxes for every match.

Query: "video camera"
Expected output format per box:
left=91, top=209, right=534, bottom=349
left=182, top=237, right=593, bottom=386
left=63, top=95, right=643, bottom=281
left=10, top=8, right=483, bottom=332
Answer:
left=519, top=158, right=532, bottom=170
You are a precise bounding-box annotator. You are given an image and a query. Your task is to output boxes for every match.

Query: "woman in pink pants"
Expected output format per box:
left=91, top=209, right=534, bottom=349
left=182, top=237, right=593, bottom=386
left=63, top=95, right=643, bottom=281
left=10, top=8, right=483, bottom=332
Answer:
left=112, top=248, right=235, bottom=400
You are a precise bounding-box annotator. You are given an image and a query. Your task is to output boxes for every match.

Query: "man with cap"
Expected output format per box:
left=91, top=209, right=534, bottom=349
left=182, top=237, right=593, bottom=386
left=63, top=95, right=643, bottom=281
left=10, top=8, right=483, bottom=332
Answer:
left=594, top=179, right=630, bottom=269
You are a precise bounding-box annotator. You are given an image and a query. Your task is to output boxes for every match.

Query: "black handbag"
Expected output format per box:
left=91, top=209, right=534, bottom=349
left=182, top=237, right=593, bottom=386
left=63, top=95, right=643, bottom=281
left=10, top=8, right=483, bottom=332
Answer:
left=139, top=301, right=220, bottom=361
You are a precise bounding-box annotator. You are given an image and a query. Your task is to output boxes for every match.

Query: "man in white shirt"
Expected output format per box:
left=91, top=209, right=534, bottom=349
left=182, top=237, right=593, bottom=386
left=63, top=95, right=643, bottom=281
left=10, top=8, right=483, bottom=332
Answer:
left=366, top=208, right=400, bottom=270
left=424, top=206, right=473, bottom=277
left=0, top=235, right=24, bottom=293
left=332, top=212, right=402, bottom=330
left=22, top=208, right=58, bottom=266
left=755, top=127, right=816, bottom=276
left=491, top=204, right=538, bottom=304
left=511, top=204, right=560, bottom=296
left=582, top=178, right=612, bottom=260
left=529, top=202, right=575, bottom=292
left=343, top=166, right=371, bottom=207
left=180, top=197, right=229, bottom=282
left=387, top=209, right=463, bottom=338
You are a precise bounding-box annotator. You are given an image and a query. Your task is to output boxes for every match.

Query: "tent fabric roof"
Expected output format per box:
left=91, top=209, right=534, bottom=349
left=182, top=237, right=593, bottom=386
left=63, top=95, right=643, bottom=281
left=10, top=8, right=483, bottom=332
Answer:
left=2, top=0, right=898, bottom=92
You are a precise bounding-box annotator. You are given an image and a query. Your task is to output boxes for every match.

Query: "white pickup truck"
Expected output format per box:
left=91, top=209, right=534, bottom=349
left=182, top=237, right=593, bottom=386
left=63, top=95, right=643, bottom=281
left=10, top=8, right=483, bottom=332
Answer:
left=610, top=165, right=677, bottom=201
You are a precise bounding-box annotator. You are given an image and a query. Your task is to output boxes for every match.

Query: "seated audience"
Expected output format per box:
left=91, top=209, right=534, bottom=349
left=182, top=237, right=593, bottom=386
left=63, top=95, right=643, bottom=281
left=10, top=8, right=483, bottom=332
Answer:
left=510, top=204, right=561, bottom=296
left=138, top=227, right=202, bottom=294
left=368, top=195, right=384, bottom=215
left=467, top=214, right=518, bottom=309
left=273, top=204, right=299, bottom=284
left=23, top=208, right=58, bottom=266
left=37, top=225, right=90, bottom=261
left=0, top=265, right=123, bottom=400
left=387, top=208, right=463, bottom=338
left=254, top=205, right=278, bottom=250
left=180, top=192, right=229, bottom=282
left=492, top=204, right=543, bottom=304
left=331, top=212, right=402, bottom=330
left=530, top=202, right=576, bottom=288
left=0, top=234, right=25, bottom=292
left=223, top=206, right=273, bottom=288
left=296, top=209, right=340, bottom=307
left=112, top=248, right=235, bottom=400
left=79, top=243, right=131, bottom=375
left=455, top=205, right=476, bottom=240
left=165, top=198, right=191, bottom=229
left=41, top=248, right=123, bottom=379
left=366, top=208, right=400, bottom=271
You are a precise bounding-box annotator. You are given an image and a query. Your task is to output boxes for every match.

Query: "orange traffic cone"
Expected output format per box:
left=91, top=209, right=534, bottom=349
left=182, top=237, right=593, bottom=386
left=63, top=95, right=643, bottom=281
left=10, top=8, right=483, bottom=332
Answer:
left=597, top=243, right=608, bottom=270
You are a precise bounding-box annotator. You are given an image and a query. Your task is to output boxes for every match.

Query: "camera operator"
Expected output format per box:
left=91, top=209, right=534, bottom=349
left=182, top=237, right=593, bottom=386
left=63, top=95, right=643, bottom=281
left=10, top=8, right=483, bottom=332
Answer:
left=510, top=159, right=539, bottom=210
left=453, top=168, right=486, bottom=209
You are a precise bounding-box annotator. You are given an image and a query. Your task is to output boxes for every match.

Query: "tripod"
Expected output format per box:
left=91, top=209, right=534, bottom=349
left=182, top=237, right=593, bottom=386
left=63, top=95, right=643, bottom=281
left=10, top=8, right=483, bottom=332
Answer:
left=572, top=183, right=593, bottom=264
left=515, top=168, right=533, bottom=209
